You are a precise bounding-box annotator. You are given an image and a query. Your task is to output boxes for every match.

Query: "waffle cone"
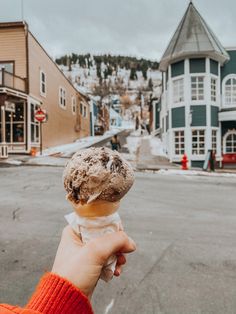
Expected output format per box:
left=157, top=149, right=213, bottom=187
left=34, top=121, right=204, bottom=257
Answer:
left=70, top=199, right=120, bottom=218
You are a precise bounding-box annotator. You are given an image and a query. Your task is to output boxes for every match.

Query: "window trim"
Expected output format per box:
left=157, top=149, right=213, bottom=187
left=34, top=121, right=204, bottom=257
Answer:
left=174, top=129, right=185, bottom=156
left=71, top=96, right=76, bottom=115
left=172, top=77, right=184, bottom=104
left=59, top=86, right=66, bottom=109
left=211, top=77, right=217, bottom=102
left=211, top=128, right=218, bottom=152
left=40, top=70, right=46, bottom=97
left=192, top=128, right=206, bottom=156
left=191, top=75, right=205, bottom=102
left=223, top=130, right=236, bottom=154
left=222, top=74, right=236, bottom=108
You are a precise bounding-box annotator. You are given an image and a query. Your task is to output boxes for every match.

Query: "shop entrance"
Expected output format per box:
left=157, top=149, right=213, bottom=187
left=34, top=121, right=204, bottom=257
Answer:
left=0, top=101, right=27, bottom=152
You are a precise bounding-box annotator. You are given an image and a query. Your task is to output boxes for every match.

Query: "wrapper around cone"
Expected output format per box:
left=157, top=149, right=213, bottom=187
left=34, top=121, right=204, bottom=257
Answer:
left=63, top=147, right=134, bottom=281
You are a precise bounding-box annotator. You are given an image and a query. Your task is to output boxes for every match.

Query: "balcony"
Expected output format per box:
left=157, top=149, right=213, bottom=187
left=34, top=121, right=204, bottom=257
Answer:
left=0, top=69, right=26, bottom=93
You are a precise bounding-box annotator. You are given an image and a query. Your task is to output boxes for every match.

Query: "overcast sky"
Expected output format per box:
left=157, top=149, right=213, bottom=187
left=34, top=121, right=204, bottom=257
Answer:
left=0, top=0, right=235, bottom=61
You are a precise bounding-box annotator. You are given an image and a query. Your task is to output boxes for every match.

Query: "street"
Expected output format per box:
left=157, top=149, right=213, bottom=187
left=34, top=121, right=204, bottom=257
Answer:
left=1, top=166, right=236, bottom=314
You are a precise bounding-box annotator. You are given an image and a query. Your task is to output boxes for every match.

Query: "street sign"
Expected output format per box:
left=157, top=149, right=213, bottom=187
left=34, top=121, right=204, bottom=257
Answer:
left=35, top=109, right=46, bottom=122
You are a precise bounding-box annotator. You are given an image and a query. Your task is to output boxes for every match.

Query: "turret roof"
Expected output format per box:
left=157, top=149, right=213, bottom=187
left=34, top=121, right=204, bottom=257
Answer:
left=159, top=2, right=229, bottom=71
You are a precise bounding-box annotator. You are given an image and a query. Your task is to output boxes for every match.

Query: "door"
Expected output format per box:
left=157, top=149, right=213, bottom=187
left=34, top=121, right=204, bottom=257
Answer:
left=5, top=102, right=26, bottom=152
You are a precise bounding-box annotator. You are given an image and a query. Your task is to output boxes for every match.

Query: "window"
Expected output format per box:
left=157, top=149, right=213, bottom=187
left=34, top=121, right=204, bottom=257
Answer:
left=211, top=78, right=217, bottom=102
left=224, top=77, right=236, bottom=106
left=71, top=96, right=76, bottom=115
left=173, top=78, right=184, bottom=103
left=212, top=130, right=217, bottom=152
left=225, top=133, right=236, bottom=153
left=40, top=70, right=46, bottom=96
left=5, top=102, right=25, bottom=144
left=0, top=62, right=14, bottom=73
left=192, top=129, right=205, bottom=155
left=83, top=105, right=87, bottom=118
left=191, top=76, right=204, bottom=101
left=30, top=103, right=40, bottom=143
left=80, top=102, right=87, bottom=117
left=59, top=87, right=66, bottom=108
left=174, top=130, right=185, bottom=155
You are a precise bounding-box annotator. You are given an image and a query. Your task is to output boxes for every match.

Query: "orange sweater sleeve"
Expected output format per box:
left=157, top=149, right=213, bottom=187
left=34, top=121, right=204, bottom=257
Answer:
left=0, top=273, right=94, bottom=314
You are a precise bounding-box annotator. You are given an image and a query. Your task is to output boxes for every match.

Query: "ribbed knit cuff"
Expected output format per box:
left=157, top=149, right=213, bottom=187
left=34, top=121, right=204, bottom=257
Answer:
left=26, top=273, right=93, bottom=314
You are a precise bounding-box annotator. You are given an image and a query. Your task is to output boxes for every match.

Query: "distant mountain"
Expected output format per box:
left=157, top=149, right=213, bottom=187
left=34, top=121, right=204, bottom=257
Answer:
left=56, top=53, right=159, bottom=81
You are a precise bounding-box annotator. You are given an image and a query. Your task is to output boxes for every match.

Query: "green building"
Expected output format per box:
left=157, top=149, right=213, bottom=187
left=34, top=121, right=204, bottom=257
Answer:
left=159, top=1, right=236, bottom=167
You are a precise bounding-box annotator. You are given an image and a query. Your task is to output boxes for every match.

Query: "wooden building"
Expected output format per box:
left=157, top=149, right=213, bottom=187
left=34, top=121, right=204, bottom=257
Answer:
left=0, top=21, right=90, bottom=155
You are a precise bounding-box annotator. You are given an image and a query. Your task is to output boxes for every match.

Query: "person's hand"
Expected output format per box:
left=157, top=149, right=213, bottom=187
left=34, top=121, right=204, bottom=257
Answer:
left=52, top=226, right=136, bottom=299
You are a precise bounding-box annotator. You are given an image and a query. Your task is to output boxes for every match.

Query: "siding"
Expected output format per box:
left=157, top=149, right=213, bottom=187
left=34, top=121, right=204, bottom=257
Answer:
left=172, top=107, right=185, bottom=128
left=210, top=59, right=218, bottom=75
left=191, top=105, right=206, bottom=126
left=171, top=60, right=184, bottom=77
left=221, top=50, right=236, bottom=81
left=0, top=26, right=27, bottom=78
left=190, top=58, right=206, bottom=73
left=28, top=32, right=90, bottom=148
left=211, top=106, right=219, bottom=127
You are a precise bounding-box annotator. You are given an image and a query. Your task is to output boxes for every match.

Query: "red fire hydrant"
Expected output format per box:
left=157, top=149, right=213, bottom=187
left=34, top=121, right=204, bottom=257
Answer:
left=181, top=154, right=188, bottom=170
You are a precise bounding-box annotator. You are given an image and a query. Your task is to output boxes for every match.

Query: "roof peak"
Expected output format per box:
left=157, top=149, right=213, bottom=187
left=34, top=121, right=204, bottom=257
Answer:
left=159, top=2, right=229, bottom=71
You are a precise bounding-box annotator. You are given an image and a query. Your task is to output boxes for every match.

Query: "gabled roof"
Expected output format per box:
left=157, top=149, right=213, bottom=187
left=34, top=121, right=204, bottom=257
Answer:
left=159, top=2, right=229, bottom=71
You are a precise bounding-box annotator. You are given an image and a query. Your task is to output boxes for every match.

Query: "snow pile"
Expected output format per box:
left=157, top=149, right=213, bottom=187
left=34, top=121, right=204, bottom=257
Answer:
left=39, top=129, right=123, bottom=158
left=158, top=169, right=236, bottom=178
left=149, top=136, right=167, bottom=157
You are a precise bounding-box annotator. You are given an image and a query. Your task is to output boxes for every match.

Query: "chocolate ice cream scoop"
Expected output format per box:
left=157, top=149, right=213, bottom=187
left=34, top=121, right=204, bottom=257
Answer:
left=63, top=147, right=134, bottom=207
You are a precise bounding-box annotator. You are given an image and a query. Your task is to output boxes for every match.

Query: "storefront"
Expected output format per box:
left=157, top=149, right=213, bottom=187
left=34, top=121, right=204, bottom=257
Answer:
left=0, top=94, right=41, bottom=154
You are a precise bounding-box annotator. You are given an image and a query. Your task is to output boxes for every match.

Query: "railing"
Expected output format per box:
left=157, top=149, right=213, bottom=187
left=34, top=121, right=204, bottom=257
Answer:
left=0, top=69, right=26, bottom=93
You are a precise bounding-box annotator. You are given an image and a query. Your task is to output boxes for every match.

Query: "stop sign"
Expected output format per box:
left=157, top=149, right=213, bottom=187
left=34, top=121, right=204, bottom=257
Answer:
left=35, top=109, right=46, bottom=122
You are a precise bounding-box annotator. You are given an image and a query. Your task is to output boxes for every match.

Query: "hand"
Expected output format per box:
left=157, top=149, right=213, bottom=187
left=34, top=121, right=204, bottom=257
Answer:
left=52, top=226, right=136, bottom=299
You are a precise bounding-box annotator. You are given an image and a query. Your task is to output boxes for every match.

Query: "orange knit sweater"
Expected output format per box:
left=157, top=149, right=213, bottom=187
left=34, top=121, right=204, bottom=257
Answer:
left=0, top=273, right=94, bottom=314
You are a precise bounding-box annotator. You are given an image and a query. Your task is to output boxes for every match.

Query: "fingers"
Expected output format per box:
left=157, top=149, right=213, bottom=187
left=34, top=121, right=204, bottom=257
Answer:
left=114, top=254, right=126, bottom=277
left=89, top=231, right=136, bottom=262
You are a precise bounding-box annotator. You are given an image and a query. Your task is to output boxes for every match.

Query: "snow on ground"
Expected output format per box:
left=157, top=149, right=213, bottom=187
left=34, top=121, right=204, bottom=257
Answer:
left=39, top=128, right=123, bottom=157
left=149, top=136, right=167, bottom=157
left=158, top=169, right=236, bottom=178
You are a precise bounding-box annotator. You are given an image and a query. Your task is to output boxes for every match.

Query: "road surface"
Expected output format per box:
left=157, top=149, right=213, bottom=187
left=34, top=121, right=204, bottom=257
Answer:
left=0, top=166, right=236, bottom=314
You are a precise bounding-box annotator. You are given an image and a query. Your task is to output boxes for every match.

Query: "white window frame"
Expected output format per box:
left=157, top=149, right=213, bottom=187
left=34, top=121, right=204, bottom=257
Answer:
left=80, top=102, right=87, bottom=118
left=83, top=104, right=87, bottom=118
left=223, top=130, right=236, bottom=154
left=40, top=70, right=46, bottom=97
left=173, top=77, right=184, bottom=103
left=211, top=77, right=217, bottom=102
left=192, top=129, right=205, bottom=155
left=212, top=129, right=217, bottom=152
left=174, top=130, right=185, bottom=155
left=30, top=103, right=40, bottom=144
left=191, top=76, right=205, bottom=101
left=59, top=87, right=66, bottom=109
left=71, top=96, right=76, bottom=115
left=222, top=74, right=236, bottom=108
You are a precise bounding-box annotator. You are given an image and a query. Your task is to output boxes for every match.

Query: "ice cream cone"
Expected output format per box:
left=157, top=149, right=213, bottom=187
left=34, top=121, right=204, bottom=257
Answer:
left=69, top=199, right=120, bottom=218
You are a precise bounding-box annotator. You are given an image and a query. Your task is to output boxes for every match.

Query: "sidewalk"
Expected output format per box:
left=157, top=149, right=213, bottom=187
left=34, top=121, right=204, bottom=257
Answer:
left=136, top=137, right=178, bottom=171
left=136, top=137, right=236, bottom=176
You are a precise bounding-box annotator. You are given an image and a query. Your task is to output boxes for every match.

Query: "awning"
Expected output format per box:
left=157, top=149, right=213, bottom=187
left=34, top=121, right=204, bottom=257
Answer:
left=219, top=110, right=236, bottom=122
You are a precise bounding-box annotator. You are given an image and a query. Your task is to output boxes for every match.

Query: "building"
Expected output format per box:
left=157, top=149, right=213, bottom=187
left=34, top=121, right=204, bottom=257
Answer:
left=158, top=2, right=236, bottom=167
left=0, top=21, right=90, bottom=156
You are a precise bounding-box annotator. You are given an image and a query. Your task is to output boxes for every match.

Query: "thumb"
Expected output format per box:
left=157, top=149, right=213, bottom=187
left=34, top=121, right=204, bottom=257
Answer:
left=89, top=231, right=136, bottom=262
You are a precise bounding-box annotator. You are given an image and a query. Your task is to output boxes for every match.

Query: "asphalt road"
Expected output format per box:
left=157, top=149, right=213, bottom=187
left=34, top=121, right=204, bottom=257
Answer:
left=0, top=166, right=236, bottom=314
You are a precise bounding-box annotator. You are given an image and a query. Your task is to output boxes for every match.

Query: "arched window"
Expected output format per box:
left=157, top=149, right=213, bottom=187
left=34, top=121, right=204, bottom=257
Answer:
left=223, top=131, right=236, bottom=153
left=222, top=75, right=236, bottom=107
